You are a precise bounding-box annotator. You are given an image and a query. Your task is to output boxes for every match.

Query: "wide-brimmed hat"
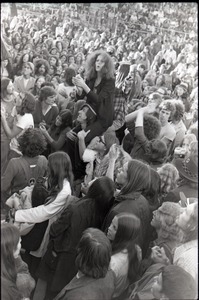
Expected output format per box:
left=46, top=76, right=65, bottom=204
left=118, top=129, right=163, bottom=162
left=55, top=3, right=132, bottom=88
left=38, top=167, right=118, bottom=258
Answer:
left=174, top=156, right=198, bottom=183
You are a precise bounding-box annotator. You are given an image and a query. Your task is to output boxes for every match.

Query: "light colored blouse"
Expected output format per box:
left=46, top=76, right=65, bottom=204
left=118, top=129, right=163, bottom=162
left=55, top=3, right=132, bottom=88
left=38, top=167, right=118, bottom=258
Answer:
left=15, top=179, right=71, bottom=223
left=110, top=250, right=129, bottom=298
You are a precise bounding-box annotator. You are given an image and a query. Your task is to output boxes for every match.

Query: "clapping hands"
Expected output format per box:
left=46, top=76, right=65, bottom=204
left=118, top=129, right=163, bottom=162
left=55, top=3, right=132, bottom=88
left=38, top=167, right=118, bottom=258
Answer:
left=72, top=75, right=85, bottom=88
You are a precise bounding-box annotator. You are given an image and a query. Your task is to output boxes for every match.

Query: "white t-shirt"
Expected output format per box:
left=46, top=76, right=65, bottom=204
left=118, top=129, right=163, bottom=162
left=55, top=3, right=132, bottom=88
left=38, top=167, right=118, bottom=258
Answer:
left=10, top=113, right=34, bottom=154
left=110, top=250, right=129, bottom=298
left=159, top=122, right=176, bottom=142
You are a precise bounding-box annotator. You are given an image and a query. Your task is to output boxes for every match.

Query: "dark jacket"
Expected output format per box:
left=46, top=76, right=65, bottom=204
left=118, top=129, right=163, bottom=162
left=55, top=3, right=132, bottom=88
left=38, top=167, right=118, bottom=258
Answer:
left=81, top=77, right=115, bottom=130
left=32, top=100, right=59, bottom=129
left=164, top=183, right=198, bottom=203
left=102, top=192, right=151, bottom=257
left=54, top=270, right=115, bottom=300
left=39, top=197, right=107, bottom=293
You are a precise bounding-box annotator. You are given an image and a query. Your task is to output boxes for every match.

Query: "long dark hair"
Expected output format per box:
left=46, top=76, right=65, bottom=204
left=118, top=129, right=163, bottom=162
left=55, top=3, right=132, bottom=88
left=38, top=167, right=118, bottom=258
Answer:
left=76, top=228, right=111, bottom=279
left=119, top=160, right=152, bottom=196
left=47, top=151, right=74, bottom=197
left=111, top=213, right=141, bottom=281
left=49, top=109, right=73, bottom=136
left=1, top=223, right=20, bottom=284
left=85, top=50, right=115, bottom=80
left=86, top=176, right=115, bottom=221
left=1, top=77, right=11, bottom=99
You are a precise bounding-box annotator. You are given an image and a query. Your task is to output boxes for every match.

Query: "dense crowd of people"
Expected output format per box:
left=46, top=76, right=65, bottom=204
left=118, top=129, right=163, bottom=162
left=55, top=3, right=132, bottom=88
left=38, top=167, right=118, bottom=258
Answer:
left=1, top=3, right=198, bottom=300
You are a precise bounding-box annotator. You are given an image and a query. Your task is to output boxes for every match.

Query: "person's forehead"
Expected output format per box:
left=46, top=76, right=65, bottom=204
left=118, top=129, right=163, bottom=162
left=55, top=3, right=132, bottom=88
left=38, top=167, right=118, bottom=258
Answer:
left=161, top=107, right=170, bottom=113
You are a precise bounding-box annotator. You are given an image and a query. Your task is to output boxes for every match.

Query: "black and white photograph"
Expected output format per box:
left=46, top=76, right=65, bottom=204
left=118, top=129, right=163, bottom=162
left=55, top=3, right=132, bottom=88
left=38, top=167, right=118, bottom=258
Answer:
left=1, top=2, right=198, bottom=300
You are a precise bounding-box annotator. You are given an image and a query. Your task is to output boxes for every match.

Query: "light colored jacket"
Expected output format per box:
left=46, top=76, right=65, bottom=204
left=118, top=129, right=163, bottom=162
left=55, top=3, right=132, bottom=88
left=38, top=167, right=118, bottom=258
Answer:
left=13, top=75, right=36, bottom=93
left=15, top=179, right=71, bottom=223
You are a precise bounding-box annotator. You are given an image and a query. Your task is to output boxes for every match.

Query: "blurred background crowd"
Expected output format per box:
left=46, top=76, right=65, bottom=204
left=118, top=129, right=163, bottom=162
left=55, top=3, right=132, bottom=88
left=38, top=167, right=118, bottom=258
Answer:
left=1, top=3, right=198, bottom=300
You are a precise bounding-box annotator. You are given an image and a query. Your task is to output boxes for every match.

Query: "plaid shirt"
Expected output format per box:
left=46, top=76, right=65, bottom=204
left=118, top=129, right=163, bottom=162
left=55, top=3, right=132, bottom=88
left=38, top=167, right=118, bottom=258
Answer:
left=112, top=88, right=128, bottom=131
left=95, top=147, right=131, bottom=179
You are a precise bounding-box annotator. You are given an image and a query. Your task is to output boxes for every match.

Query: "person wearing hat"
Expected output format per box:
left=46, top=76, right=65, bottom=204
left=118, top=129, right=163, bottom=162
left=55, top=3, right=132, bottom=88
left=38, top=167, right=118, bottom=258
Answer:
left=1, top=92, right=36, bottom=159
left=151, top=202, right=198, bottom=289
left=32, top=86, right=59, bottom=129
left=164, top=153, right=198, bottom=203
left=13, top=62, right=36, bottom=93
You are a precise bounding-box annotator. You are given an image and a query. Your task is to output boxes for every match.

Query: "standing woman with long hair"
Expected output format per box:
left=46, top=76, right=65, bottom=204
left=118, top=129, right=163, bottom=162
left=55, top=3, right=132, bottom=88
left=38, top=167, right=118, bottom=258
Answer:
left=107, top=213, right=142, bottom=299
left=72, top=49, right=115, bottom=145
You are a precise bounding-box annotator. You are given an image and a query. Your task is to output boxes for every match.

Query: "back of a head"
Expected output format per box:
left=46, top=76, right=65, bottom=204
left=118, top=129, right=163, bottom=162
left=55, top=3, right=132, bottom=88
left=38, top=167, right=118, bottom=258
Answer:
left=18, top=127, right=47, bottom=157
left=87, top=176, right=115, bottom=213
left=1, top=77, right=11, bottom=98
left=40, top=81, right=55, bottom=89
left=75, top=228, right=111, bottom=279
left=22, top=92, right=36, bottom=114
left=112, top=213, right=141, bottom=253
left=39, top=86, right=56, bottom=101
left=64, top=67, right=76, bottom=86
left=152, top=202, right=183, bottom=242
left=48, top=151, right=73, bottom=190
left=1, top=223, right=20, bottom=274
left=149, top=139, right=167, bottom=163
left=157, top=163, right=179, bottom=193
left=172, top=99, right=185, bottom=122
left=162, top=265, right=196, bottom=299
left=121, top=159, right=152, bottom=195
left=143, top=114, right=161, bottom=140
left=59, top=109, right=73, bottom=127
